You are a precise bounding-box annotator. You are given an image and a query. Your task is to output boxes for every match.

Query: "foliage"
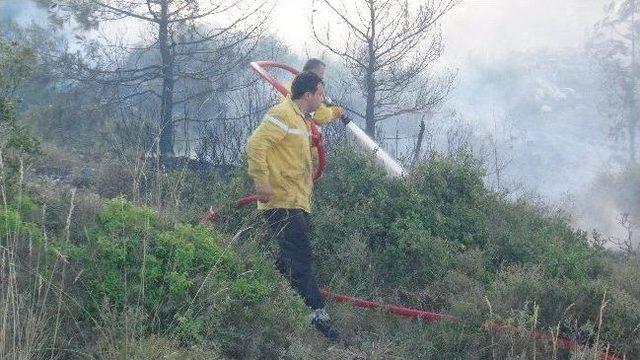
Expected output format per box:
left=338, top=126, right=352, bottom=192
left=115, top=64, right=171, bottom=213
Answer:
left=587, top=0, right=640, bottom=163
left=56, top=197, right=309, bottom=357
left=309, top=146, right=635, bottom=356
left=0, top=39, right=41, bottom=187
left=0, top=196, right=42, bottom=245
left=313, top=147, right=605, bottom=292
left=0, top=39, right=35, bottom=97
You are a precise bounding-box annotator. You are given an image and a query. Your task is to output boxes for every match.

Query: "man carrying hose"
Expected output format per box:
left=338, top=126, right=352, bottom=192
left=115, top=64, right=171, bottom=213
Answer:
left=284, top=58, right=345, bottom=126
left=245, top=71, right=339, bottom=341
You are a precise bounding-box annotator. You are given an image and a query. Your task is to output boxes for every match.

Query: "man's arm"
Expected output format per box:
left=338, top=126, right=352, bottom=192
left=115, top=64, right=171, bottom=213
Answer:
left=312, top=102, right=343, bottom=125
left=246, top=115, right=288, bottom=201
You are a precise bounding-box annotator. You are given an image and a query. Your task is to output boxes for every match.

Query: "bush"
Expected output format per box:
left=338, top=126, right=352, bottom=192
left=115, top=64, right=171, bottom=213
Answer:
left=60, top=197, right=310, bottom=357
left=0, top=198, right=41, bottom=243
left=313, top=147, right=605, bottom=292
left=92, top=160, right=135, bottom=199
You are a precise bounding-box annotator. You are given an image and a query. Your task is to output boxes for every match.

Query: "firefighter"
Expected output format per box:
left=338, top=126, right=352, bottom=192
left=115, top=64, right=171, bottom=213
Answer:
left=285, top=58, right=344, bottom=125
left=246, top=71, right=339, bottom=341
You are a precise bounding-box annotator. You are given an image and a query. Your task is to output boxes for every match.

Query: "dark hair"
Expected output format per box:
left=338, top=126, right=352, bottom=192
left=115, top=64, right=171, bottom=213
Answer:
left=302, top=58, right=326, bottom=72
left=291, top=71, right=324, bottom=100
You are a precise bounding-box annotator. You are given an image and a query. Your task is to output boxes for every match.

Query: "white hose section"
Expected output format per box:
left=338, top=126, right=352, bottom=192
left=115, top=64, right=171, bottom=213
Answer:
left=345, top=121, right=406, bottom=178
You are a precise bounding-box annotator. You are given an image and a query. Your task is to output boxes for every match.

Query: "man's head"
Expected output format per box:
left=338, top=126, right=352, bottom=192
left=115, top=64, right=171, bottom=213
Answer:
left=303, top=58, right=326, bottom=79
left=291, top=71, right=325, bottom=113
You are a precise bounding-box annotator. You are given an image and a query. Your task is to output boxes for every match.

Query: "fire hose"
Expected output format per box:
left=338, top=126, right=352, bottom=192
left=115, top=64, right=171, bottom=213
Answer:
left=198, top=61, right=620, bottom=359
left=321, top=289, right=619, bottom=359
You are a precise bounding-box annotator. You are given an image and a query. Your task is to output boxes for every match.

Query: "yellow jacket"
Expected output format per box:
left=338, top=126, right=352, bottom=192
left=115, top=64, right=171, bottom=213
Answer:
left=246, top=98, right=314, bottom=212
left=284, top=80, right=338, bottom=125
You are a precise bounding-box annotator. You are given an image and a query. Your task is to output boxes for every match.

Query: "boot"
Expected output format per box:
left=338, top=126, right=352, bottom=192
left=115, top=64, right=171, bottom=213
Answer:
left=310, top=308, right=339, bottom=341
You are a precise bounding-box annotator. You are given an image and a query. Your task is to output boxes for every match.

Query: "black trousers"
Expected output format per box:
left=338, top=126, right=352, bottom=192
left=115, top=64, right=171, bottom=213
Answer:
left=264, top=208, right=325, bottom=310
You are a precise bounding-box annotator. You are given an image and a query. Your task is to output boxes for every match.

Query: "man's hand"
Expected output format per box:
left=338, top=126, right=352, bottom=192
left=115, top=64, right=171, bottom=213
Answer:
left=328, top=105, right=351, bottom=124
left=330, top=106, right=343, bottom=119
left=256, top=184, right=273, bottom=202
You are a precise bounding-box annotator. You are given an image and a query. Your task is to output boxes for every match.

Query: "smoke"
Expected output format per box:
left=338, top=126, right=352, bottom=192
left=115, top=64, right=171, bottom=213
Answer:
left=0, top=0, right=47, bottom=29
left=438, top=0, right=606, bottom=65
left=564, top=164, right=640, bottom=248
left=441, top=47, right=639, bottom=247
left=375, top=43, right=637, bottom=247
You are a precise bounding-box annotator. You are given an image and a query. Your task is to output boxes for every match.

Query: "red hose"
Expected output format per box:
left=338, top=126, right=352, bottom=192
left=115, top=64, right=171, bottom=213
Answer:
left=249, top=61, right=300, bottom=96
left=320, top=289, right=454, bottom=322
left=309, top=121, right=326, bottom=181
left=321, top=290, right=620, bottom=359
left=199, top=195, right=258, bottom=224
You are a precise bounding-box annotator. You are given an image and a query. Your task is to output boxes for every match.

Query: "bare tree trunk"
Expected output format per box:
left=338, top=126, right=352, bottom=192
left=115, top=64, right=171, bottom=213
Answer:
left=365, top=2, right=376, bottom=137
left=493, top=137, right=501, bottom=189
left=54, top=0, right=272, bottom=170
left=630, top=107, right=637, bottom=163
left=365, top=73, right=376, bottom=137
left=394, top=120, right=400, bottom=158
left=159, top=2, right=175, bottom=166
left=631, top=0, right=638, bottom=164
left=628, top=1, right=639, bottom=165
left=365, top=74, right=376, bottom=136
left=412, top=118, right=426, bottom=165
left=628, top=79, right=637, bottom=164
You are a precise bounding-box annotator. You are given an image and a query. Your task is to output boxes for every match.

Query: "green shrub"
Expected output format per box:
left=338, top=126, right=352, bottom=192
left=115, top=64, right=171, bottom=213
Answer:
left=378, top=217, right=454, bottom=287
left=613, top=253, right=640, bottom=300
left=312, top=147, right=605, bottom=294
left=66, top=197, right=307, bottom=355
left=483, top=197, right=607, bottom=281
left=0, top=198, right=42, bottom=245
left=1, top=40, right=41, bottom=182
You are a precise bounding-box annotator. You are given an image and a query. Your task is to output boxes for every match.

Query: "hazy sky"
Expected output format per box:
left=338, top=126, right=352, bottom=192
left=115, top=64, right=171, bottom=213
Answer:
left=270, top=0, right=607, bottom=65
left=1, top=0, right=607, bottom=64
